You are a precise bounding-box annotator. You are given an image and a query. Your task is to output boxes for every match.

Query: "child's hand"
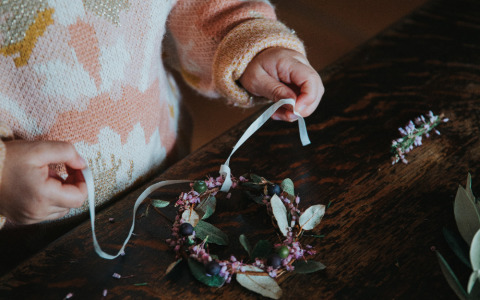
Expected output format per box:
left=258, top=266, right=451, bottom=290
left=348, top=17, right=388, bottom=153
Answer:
left=0, top=140, right=87, bottom=225
left=239, top=47, right=324, bottom=122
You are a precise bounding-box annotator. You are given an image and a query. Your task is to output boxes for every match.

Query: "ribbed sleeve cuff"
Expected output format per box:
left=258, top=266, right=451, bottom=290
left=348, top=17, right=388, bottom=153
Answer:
left=213, top=18, right=306, bottom=107
left=0, top=122, right=14, bottom=229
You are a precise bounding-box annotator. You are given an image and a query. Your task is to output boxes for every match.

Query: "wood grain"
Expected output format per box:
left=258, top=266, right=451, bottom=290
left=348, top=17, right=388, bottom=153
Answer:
left=2, top=0, right=480, bottom=298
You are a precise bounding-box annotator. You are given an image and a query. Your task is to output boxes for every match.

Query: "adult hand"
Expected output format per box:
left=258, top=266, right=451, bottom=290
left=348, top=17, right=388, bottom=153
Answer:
left=0, top=140, right=87, bottom=224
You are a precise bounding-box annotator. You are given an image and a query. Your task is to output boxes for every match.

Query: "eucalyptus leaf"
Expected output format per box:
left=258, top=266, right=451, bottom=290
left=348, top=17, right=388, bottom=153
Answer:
left=281, top=178, right=295, bottom=197
left=436, top=251, right=467, bottom=300
left=470, top=229, right=480, bottom=271
left=468, top=272, right=479, bottom=295
left=292, top=260, right=326, bottom=274
left=443, top=227, right=472, bottom=268
left=195, top=195, right=216, bottom=220
left=241, top=182, right=264, bottom=191
left=236, top=265, right=282, bottom=299
left=250, top=174, right=264, bottom=184
left=187, top=258, right=225, bottom=287
left=468, top=278, right=480, bottom=300
left=454, top=185, right=480, bottom=245
left=181, top=209, right=200, bottom=227
left=251, top=240, right=273, bottom=259
left=239, top=234, right=252, bottom=256
left=270, top=195, right=289, bottom=237
left=151, top=199, right=170, bottom=208
left=165, top=259, right=182, bottom=275
left=299, top=204, right=325, bottom=231
left=243, top=191, right=264, bottom=204
left=194, top=220, right=229, bottom=245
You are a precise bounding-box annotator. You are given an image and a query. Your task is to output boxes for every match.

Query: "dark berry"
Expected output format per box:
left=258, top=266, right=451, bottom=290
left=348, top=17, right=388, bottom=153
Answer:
left=179, top=222, right=194, bottom=236
left=205, top=261, right=221, bottom=276
left=267, top=254, right=282, bottom=269
left=267, top=184, right=282, bottom=196
left=193, top=181, right=207, bottom=193
left=276, top=245, right=290, bottom=259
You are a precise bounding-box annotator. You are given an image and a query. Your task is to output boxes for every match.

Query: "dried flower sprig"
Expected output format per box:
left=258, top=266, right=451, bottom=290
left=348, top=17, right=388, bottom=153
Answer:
left=159, top=174, right=326, bottom=299
left=391, top=111, right=448, bottom=164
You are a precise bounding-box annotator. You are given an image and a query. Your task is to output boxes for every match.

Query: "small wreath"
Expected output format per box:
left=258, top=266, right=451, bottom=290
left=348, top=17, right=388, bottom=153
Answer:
left=157, top=173, right=326, bottom=299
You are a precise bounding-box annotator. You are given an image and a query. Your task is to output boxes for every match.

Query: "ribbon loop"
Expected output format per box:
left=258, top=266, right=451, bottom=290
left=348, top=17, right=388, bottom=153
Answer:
left=219, top=98, right=311, bottom=192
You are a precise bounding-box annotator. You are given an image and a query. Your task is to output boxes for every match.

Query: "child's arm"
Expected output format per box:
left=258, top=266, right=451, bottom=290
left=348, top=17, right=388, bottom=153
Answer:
left=0, top=140, right=87, bottom=225
left=167, top=0, right=321, bottom=113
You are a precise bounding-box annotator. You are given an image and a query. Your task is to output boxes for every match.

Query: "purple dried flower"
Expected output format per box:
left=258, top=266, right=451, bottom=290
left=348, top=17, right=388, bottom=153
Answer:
left=64, top=292, right=74, bottom=299
left=112, top=273, right=121, bottom=279
left=102, top=289, right=108, bottom=297
left=391, top=111, right=448, bottom=165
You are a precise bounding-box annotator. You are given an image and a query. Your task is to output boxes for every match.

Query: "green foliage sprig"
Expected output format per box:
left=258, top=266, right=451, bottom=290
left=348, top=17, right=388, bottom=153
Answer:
left=437, top=174, right=480, bottom=299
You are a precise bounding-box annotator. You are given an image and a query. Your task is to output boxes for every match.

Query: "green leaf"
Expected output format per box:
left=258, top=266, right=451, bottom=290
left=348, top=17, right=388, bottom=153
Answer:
left=165, top=258, right=182, bottom=275
left=443, top=227, right=472, bottom=269
left=236, top=265, right=282, bottom=299
left=468, top=278, right=480, bottom=300
left=151, top=199, right=170, bottom=208
left=466, top=173, right=476, bottom=203
left=250, top=174, right=264, bottom=184
left=239, top=234, right=252, bottom=256
left=181, top=209, right=200, bottom=227
left=241, top=182, right=264, bottom=191
left=251, top=240, right=273, bottom=259
left=244, top=191, right=264, bottom=204
left=194, top=220, right=229, bottom=245
left=468, top=229, right=480, bottom=294
left=436, top=251, right=467, bottom=300
left=299, top=204, right=325, bottom=231
left=281, top=178, right=295, bottom=197
left=270, top=195, right=289, bottom=237
left=293, top=260, right=326, bottom=274
left=454, top=185, right=480, bottom=245
left=187, top=258, right=225, bottom=287
left=195, top=195, right=216, bottom=220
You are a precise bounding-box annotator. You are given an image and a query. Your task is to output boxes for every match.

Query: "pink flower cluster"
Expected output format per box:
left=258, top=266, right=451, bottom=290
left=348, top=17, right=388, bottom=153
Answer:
left=391, top=111, right=448, bottom=164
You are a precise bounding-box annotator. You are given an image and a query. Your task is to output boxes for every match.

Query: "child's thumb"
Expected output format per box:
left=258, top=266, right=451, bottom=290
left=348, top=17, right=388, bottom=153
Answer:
left=253, top=74, right=297, bottom=103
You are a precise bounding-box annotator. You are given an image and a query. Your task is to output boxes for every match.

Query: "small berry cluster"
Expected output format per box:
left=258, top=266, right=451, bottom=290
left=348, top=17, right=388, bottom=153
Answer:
left=165, top=175, right=316, bottom=283
left=391, top=111, right=448, bottom=164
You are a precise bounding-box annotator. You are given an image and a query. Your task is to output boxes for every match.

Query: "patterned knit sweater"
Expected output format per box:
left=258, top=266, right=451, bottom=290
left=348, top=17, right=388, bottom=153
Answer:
left=0, top=0, right=305, bottom=227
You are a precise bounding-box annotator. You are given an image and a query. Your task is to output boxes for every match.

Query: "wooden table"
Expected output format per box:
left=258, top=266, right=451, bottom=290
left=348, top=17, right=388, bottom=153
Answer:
left=1, top=0, right=479, bottom=298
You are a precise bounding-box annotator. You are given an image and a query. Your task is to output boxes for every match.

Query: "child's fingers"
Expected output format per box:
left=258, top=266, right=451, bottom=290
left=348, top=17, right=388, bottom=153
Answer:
left=249, top=68, right=297, bottom=102
left=33, top=141, right=86, bottom=170
left=289, top=63, right=324, bottom=117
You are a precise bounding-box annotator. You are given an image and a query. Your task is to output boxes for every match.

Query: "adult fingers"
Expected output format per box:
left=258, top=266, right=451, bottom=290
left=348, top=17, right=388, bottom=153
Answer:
left=44, top=177, right=87, bottom=209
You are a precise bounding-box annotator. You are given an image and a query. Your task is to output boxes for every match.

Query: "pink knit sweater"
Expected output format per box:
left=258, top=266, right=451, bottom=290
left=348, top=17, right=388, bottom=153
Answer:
left=0, top=0, right=305, bottom=227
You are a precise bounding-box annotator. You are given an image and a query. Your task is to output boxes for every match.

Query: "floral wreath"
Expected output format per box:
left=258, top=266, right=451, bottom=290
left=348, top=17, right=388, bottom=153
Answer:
left=157, top=173, right=326, bottom=299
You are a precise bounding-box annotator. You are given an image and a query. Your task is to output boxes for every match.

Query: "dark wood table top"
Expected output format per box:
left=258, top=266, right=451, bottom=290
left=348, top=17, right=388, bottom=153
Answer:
left=1, top=0, right=480, bottom=298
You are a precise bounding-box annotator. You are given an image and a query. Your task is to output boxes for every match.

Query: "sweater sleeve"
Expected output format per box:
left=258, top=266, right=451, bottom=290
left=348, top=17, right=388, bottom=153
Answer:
left=0, top=122, right=14, bottom=229
left=166, top=0, right=305, bottom=107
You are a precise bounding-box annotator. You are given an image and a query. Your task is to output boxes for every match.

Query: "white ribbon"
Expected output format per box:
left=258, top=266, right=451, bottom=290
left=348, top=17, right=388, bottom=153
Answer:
left=84, top=98, right=310, bottom=259
left=219, top=98, right=310, bottom=192
left=82, top=167, right=190, bottom=259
